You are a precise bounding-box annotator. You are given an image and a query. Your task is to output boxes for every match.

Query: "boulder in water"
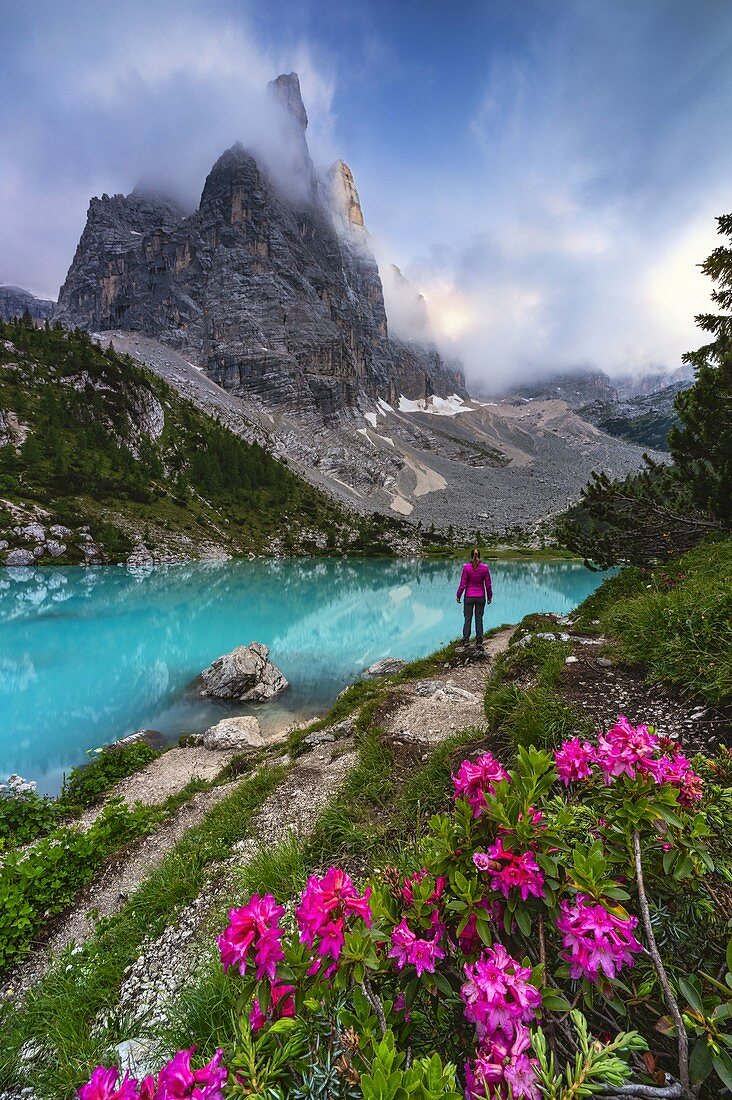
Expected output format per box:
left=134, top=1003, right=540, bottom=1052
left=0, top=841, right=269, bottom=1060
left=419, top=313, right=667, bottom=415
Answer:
left=200, top=642, right=288, bottom=702
left=203, top=715, right=264, bottom=750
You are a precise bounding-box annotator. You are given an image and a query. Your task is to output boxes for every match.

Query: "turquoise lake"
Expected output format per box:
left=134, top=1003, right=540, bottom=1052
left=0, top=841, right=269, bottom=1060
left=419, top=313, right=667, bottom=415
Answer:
left=0, top=557, right=606, bottom=794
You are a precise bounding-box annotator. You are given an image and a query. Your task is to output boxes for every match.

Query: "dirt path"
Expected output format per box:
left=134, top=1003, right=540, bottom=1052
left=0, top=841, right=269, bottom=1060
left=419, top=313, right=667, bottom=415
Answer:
left=77, top=746, right=238, bottom=829
left=112, top=741, right=359, bottom=1055
left=383, top=628, right=514, bottom=746
left=108, top=643, right=520, bottom=1070
left=14, top=777, right=246, bottom=997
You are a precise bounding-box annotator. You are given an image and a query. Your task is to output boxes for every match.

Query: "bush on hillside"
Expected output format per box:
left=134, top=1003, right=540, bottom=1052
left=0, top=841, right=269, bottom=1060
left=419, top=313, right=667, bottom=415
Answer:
left=78, top=715, right=732, bottom=1099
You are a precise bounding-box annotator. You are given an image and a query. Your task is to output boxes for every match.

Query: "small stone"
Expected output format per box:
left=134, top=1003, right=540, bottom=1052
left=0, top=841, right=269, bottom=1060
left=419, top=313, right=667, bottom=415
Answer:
left=202, top=715, right=264, bottom=751
left=565, top=656, right=578, bottom=664
left=413, top=680, right=443, bottom=697
left=362, top=657, right=407, bottom=679
left=46, top=539, right=67, bottom=557
left=597, top=657, right=613, bottom=668
left=302, top=730, right=335, bottom=746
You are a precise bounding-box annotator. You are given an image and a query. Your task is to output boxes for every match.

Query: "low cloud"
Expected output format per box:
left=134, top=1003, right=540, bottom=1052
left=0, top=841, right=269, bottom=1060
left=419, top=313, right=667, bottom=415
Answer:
left=0, top=1, right=337, bottom=299
left=1, top=0, right=730, bottom=394
left=367, top=2, right=731, bottom=390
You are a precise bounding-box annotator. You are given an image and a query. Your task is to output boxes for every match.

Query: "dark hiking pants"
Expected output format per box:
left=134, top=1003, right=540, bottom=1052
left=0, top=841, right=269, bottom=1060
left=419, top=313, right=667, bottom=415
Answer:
left=462, top=597, right=486, bottom=644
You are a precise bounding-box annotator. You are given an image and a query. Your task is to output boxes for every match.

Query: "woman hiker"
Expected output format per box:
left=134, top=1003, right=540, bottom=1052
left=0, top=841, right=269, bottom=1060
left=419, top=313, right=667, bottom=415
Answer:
left=456, top=547, right=492, bottom=650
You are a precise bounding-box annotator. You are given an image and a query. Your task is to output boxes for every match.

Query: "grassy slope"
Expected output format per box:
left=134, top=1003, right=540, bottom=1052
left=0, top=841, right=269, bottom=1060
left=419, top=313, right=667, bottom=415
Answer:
left=0, top=320, right=409, bottom=562
left=575, top=538, right=732, bottom=707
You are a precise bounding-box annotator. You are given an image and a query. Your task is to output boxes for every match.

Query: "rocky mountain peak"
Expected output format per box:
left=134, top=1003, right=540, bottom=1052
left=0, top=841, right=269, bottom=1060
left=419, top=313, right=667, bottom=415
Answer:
left=268, top=72, right=308, bottom=131
left=53, top=74, right=465, bottom=424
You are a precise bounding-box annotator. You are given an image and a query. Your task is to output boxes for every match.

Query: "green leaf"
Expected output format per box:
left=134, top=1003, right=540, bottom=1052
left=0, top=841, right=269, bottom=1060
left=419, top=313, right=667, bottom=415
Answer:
left=541, top=989, right=572, bottom=1012
left=679, top=976, right=704, bottom=1015
left=433, top=972, right=453, bottom=996
left=515, top=907, right=531, bottom=937
left=476, top=915, right=493, bottom=947
left=656, top=805, right=684, bottom=830
left=690, top=1038, right=713, bottom=1084
left=726, top=936, right=732, bottom=978
left=268, top=1017, right=298, bottom=1035
left=712, top=1049, right=732, bottom=1092
left=673, top=852, right=694, bottom=880
left=662, top=848, right=677, bottom=875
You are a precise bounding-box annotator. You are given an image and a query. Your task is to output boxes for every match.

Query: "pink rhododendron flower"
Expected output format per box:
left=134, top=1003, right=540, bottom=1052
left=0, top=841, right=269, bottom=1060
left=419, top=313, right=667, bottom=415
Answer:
left=641, top=753, right=703, bottom=805
left=461, top=944, right=541, bottom=1041
left=78, top=1067, right=140, bottom=1100
left=155, top=1048, right=227, bottom=1100
left=595, top=716, right=658, bottom=784
left=472, top=852, right=493, bottom=872
left=389, top=916, right=445, bottom=977
left=401, top=869, right=447, bottom=907
left=296, top=867, right=372, bottom=972
left=452, top=753, right=510, bottom=817
left=484, top=838, right=545, bottom=901
left=554, top=738, right=596, bottom=785
left=557, top=895, right=644, bottom=983
left=464, top=1026, right=540, bottom=1100
left=218, top=894, right=285, bottom=980
left=249, top=982, right=295, bottom=1032
left=393, top=992, right=412, bottom=1020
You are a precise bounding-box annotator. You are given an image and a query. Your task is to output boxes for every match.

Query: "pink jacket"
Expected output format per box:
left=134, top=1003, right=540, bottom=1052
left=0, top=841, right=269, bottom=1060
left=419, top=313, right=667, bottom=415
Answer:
left=457, top=561, right=492, bottom=601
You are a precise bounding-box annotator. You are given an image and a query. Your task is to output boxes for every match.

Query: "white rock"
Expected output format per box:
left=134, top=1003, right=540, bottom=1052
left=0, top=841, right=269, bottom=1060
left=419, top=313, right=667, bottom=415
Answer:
left=0, top=540, right=8, bottom=551
left=412, top=680, right=442, bottom=697
left=20, top=523, right=45, bottom=542
left=46, top=540, right=67, bottom=558
left=116, top=1038, right=157, bottom=1078
left=444, top=680, right=479, bottom=701
left=202, top=715, right=264, bottom=751
left=5, top=548, right=35, bottom=566
left=362, top=657, right=406, bottom=679
left=565, top=655, right=579, bottom=664
left=49, top=524, right=73, bottom=539
left=200, top=642, right=288, bottom=702
left=302, top=730, right=336, bottom=746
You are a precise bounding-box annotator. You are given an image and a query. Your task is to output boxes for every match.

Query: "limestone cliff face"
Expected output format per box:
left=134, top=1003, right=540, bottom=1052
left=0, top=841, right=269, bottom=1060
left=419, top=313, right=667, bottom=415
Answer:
left=329, top=160, right=366, bottom=236
left=55, top=74, right=465, bottom=423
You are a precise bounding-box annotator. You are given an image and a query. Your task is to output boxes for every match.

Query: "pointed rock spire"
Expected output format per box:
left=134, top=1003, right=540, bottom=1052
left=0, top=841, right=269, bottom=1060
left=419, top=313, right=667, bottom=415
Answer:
left=268, top=72, right=308, bottom=131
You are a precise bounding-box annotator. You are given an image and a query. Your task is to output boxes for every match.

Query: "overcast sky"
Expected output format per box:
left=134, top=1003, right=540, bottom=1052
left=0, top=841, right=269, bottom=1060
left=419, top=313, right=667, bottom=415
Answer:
left=1, top=0, right=731, bottom=389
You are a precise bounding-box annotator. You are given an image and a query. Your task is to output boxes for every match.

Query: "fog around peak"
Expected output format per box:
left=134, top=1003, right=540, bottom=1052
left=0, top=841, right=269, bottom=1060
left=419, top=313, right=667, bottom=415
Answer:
left=1, top=0, right=731, bottom=392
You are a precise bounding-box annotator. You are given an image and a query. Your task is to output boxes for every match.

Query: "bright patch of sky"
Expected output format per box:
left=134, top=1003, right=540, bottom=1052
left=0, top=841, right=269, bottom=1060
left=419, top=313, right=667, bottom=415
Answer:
left=1, top=0, right=731, bottom=389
